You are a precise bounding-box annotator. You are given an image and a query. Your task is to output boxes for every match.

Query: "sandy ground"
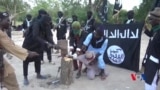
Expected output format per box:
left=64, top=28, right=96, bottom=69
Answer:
left=5, top=30, right=160, bottom=90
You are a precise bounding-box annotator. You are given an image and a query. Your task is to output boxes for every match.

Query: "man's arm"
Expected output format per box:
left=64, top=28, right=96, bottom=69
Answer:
left=83, top=33, right=93, bottom=46
left=99, top=39, right=108, bottom=54
left=0, top=30, right=28, bottom=60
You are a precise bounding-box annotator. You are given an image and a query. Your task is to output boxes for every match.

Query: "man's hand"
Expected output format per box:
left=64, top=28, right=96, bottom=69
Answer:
left=53, top=44, right=60, bottom=49
left=27, top=51, right=39, bottom=58
left=46, top=42, right=53, bottom=48
left=81, top=45, right=87, bottom=52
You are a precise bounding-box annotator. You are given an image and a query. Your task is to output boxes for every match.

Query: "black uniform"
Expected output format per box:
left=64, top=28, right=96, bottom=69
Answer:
left=22, top=15, right=53, bottom=77
left=143, top=25, right=160, bottom=85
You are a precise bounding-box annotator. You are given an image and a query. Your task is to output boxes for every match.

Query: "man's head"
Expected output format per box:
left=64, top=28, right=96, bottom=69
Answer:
left=57, top=11, right=63, bottom=18
left=94, top=24, right=104, bottom=39
left=127, top=10, right=134, bottom=19
left=148, top=7, right=160, bottom=26
left=87, top=11, right=93, bottom=19
left=0, top=12, right=10, bottom=30
left=26, top=14, right=32, bottom=21
left=37, top=9, right=48, bottom=19
left=72, top=15, right=78, bottom=21
left=85, top=51, right=95, bottom=61
left=72, top=21, right=81, bottom=35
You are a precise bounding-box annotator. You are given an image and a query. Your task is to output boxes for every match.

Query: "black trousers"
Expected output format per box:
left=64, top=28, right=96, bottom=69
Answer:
left=41, top=46, right=52, bottom=61
left=23, top=56, right=41, bottom=77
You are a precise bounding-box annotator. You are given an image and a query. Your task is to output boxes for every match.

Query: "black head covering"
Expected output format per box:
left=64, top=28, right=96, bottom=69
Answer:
left=57, top=11, right=63, bottom=18
left=38, top=9, right=47, bottom=15
left=26, top=14, right=32, bottom=21
left=37, top=9, right=48, bottom=19
left=95, top=24, right=104, bottom=36
left=87, top=11, right=93, bottom=19
left=0, top=12, right=9, bottom=21
left=72, top=15, right=78, bottom=21
left=127, top=10, right=134, bottom=19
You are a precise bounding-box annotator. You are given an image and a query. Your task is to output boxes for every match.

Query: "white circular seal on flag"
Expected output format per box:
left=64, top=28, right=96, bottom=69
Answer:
left=107, top=45, right=125, bottom=64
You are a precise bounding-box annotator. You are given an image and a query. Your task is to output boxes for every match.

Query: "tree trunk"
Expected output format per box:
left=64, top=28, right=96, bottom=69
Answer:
left=60, top=57, right=73, bottom=85
left=57, top=40, right=73, bottom=85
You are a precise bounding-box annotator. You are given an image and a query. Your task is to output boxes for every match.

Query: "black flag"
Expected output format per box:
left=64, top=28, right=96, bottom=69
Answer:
left=98, top=0, right=108, bottom=24
left=151, top=0, right=160, bottom=10
left=113, top=0, right=122, bottom=15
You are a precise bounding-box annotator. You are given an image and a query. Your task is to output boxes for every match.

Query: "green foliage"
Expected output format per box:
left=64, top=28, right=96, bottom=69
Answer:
left=1, top=0, right=154, bottom=25
left=135, top=0, right=155, bottom=22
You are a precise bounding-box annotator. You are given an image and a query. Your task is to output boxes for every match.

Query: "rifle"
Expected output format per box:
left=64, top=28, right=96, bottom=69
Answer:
left=0, top=49, right=5, bottom=89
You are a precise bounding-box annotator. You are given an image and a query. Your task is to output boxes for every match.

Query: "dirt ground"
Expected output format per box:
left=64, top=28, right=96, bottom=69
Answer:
left=6, top=31, right=160, bottom=90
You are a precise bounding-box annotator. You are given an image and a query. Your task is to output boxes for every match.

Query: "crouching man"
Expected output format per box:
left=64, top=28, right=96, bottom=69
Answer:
left=77, top=51, right=107, bottom=80
left=76, top=24, right=108, bottom=80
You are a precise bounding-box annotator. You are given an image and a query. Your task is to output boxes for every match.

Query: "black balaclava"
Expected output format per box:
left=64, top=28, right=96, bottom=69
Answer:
left=87, top=11, right=93, bottom=19
left=37, top=9, right=47, bottom=19
left=72, top=15, right=78, bottom=22
left=0, top=12, right=10, bottom=29
left=127, top=10, right=134, bottom=19
left=94, top=24, right=104, bottom=40
left=57, top=11, right=63, bottom=18
left=26, top=14, right=32, bottom=21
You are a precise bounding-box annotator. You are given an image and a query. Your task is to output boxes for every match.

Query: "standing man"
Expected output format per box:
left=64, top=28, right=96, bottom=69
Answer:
left=142, top=7, right=160, bottom=90
left=0, top=11, right=39, bottom=90
left=84, top=11, right=95, bottom=34
left=55, top=11, right=67, bottom=53
left=124, top=10, right=136, bottom=24
left=56, top=11, right=67, bottom=40
left=79, top=24, right=108, bottom=80
left=22, top=12, right=57, bottom=85
left=22, top=14, right=32, bottom=37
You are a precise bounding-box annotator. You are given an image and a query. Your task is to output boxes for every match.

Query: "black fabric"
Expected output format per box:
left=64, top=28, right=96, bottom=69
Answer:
left=97, top=0, right=108, bottom=23
left=90, top=33, right=106, bottom=48
left=151, top=0, right=160, bottom=11
left=0, top=12, right=9, bottom=19
left=23, top=56, right=41, bottom=76
left=69, top=30, right=88, bottom=49
left=56, top=18, right=67, bottom=40
left=84, top=18, right=95, bottom=33
left=22, top=15, right=53, bottom=77
left=143, top=30, right=160, bottom=84
left=123, top=19, right=136, bottom=24
left=113, top=0, right=122, bottom=15
left=103, top=23, right=144, bottom=72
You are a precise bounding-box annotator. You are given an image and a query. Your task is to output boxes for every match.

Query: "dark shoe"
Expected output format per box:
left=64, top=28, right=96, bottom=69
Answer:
left=82, top=68, right=87, bottom=73
left=37, top=74, right=47, bottom=79
left=49, top=61, right=55, bottom=65
left=23, top=77, right=29, bottom=85
left=74, top=68, right=78, bottom=71
left=76, top=72, right=81, bottom=79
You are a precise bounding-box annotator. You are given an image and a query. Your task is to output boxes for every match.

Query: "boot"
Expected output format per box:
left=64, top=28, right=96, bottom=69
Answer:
left=76, top=71, right=81, bottom=79
left=23, top=76, right=29, bottom=85
left=37, top=74, right=47, bottom=79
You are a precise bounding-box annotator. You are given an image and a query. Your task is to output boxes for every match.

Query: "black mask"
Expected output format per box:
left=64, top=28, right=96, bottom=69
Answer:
left=58, top=12, right=63, bottom=18
left=87, top=11, right=92, bottom=19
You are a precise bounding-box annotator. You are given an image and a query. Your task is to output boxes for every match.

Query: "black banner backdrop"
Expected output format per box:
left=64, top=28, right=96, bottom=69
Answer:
left=103, top=23, right=144, bottom=72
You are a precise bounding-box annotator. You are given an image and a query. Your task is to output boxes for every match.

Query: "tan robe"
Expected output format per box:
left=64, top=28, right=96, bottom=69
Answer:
left=0, top=30, right=28, bottom=90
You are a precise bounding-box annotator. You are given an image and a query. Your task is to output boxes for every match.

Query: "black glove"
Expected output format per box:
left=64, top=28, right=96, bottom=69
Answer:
left=53, top=44, right=60, bottom=49
left=81, top=45, right=87, bottom=52
left=46, top=42, right=54, bottom=48
left=27, top=51, right=39, bottom=58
